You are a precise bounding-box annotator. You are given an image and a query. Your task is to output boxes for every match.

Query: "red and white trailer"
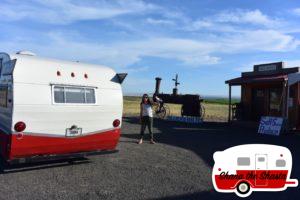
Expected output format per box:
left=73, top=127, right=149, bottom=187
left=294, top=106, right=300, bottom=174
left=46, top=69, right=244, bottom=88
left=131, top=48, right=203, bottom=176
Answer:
left=0, top=51, right=126, bottom=163
left=212, top=144, right=298, bottom=197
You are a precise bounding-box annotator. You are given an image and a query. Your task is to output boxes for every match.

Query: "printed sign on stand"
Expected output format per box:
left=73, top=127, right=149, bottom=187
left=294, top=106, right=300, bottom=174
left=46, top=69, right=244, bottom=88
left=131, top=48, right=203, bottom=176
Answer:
left=258, top=116, right=284, bottom=136
left=167, top=116, right=203, bottom=124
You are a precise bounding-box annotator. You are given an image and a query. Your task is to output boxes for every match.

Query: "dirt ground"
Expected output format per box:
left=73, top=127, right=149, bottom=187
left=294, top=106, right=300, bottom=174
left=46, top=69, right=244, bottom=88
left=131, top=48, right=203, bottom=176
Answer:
left=0, top=118, right=299, bottom=200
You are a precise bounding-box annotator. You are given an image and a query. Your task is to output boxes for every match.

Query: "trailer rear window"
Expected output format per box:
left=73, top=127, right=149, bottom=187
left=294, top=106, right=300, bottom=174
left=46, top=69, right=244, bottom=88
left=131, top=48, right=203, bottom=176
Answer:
left=53, top=86, right=96, bottom=104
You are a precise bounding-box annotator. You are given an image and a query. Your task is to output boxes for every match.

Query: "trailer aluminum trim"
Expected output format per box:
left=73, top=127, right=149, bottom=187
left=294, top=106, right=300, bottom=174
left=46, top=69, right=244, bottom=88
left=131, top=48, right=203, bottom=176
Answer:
left=16, top=127, right=117, bottom=138
left=49, top=83, right=98, bottom=88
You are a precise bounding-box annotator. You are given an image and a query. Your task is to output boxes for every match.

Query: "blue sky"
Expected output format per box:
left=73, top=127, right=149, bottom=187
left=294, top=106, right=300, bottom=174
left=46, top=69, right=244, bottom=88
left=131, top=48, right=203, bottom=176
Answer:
left=1, top=0, right=300, bottom=97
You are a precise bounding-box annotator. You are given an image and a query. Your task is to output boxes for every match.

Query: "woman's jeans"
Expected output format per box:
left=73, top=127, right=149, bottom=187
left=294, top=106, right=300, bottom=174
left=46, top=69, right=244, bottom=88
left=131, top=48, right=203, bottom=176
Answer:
left=140, top=116, right=153, bottom=139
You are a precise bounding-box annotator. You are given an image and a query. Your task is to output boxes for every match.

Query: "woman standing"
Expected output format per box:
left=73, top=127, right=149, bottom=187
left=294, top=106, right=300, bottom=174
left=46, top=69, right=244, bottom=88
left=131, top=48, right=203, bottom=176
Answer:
left=138, top=94, right=155, bottom=144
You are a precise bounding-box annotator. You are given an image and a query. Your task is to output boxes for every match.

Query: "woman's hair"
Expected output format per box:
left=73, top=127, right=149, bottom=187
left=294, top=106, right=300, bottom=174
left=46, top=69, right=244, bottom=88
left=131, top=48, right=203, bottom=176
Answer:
left=141, top=93, right=152, bottom=105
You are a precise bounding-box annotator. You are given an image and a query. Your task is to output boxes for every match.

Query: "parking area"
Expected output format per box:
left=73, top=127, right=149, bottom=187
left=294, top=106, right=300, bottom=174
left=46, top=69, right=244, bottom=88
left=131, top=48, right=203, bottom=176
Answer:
left=0, top=117, right=300, bottom=200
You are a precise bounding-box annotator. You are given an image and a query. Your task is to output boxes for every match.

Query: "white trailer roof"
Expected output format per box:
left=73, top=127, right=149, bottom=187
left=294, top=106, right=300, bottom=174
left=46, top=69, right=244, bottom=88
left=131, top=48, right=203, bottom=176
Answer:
left=9, top=53, right=120, bottom=88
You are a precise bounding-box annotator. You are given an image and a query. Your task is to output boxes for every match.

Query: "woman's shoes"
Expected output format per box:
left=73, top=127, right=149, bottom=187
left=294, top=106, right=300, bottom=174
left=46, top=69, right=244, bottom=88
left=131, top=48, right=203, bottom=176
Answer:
left=137, top=139, right=143, bottom=144
left=137, top=139, right=156, bottom=144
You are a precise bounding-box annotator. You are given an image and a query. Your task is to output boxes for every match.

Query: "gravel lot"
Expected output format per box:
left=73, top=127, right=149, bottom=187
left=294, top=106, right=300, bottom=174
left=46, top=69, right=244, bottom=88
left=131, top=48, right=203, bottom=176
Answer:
left=0, top=117, right=299, bottom=200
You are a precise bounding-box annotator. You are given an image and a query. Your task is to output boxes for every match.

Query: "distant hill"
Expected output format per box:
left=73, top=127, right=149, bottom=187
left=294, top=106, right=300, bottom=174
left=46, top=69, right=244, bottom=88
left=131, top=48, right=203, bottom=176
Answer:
left=123, top=95, right=240, bottom=105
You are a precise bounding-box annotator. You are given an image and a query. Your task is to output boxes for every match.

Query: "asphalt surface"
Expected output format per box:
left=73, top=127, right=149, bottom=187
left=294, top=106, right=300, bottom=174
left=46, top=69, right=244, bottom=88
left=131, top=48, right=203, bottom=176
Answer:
left=0, top=117, right=300, bottom=200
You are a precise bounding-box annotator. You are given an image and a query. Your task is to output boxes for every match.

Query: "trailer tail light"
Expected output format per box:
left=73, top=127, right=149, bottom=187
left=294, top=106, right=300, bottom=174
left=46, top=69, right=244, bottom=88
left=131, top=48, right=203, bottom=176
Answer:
left=57, top=71, right=61, bottom=76
left=14, top=121, right=26, bottom=132
left=16, top=133, right=23, bottom=140
left=84, top=73, right=88, bottom=79
left=113, top=119, right=120, bottom=127
left=71, top=72, right=75, bottom=77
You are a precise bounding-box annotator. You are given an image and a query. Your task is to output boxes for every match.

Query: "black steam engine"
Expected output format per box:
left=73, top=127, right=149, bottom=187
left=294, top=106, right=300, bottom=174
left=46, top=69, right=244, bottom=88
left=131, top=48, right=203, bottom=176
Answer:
left=154, top=75, right=205, bottom=118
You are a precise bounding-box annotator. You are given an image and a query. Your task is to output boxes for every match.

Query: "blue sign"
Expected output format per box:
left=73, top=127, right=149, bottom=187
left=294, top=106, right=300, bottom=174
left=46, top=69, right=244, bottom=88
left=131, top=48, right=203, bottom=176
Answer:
left=258, top=116, right=284, bottom=136
left=167, top=116, right=203, bottom=124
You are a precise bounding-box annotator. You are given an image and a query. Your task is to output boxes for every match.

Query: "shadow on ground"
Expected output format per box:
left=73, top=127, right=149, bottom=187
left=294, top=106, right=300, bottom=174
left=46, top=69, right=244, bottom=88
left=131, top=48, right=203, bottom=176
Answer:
left=0, top=150, right=118, bottom=174
left=122, top=117, right=300, bottom=200
left=0, top=157, right=91, bottom=174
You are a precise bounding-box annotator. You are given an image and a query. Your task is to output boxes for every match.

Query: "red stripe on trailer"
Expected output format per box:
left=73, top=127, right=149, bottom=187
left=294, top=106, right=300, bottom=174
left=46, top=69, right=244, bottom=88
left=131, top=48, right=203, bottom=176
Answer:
left=214, top=170, right=289, bottom=189
left=285, top=181, right=297, bottom=185
left=9, top=128, right=120, bottom=160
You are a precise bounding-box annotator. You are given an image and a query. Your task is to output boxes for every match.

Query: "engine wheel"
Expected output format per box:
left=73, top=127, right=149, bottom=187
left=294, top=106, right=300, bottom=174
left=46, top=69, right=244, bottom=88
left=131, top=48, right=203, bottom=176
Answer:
left=199, top=103, right=205, bottom=119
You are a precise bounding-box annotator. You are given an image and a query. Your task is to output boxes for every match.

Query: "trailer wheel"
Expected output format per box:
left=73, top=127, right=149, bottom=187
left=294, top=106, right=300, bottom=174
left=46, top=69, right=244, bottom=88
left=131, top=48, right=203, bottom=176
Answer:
left=236, top=181, right=250, bottom=195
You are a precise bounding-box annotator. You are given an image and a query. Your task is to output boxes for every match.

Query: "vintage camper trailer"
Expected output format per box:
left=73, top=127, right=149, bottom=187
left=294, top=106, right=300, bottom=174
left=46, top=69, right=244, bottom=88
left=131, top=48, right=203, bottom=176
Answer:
left=212, top=144, right=298, bottom=197
left=0, top=51, right=126, bottom=163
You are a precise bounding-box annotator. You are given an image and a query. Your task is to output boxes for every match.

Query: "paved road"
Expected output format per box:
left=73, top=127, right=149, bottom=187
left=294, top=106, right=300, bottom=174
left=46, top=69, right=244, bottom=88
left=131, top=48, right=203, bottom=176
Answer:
left=0, top=117, right=299, bottom=200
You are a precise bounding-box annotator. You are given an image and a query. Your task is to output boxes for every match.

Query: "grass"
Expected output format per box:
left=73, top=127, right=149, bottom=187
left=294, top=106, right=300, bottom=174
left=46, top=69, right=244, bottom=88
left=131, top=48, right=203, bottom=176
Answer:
left=123, top=96, right=232, bottom=122
left=203, top=98, right=240, bottom=105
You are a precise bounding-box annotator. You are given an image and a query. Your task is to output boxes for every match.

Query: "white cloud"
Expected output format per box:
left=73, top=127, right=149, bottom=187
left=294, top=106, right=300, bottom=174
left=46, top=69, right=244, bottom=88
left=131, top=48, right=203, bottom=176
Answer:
left=191, top=20, right=212, bottom=28
left=124, top=66, right=149, bottom=73
left=2, top=28, right=299, bottom=69
left=0, top=0, right=159, bottom=24
left=292, top=8, right=300, bottom=16
left=185, top=20, right=238, bottom=32
left=214, top=9, right=280, bottom=27
left=0, top=31, right=221, bottom=67
left=220, top=30, right=300, bottom=53
left=146, top=18, right=175, bottom=25
left=185, top=9, right=283, bottom=32
left=124, top=37, right=219, bottom=64
left=285, top=60, right=300, bottom=67
left=235, top=59, right=300, bottom=72
left=0, top=3, right=299, bottom=69
left=181, top=9, right=300, bottom=54
left=235, top=60, right=274, bottom=72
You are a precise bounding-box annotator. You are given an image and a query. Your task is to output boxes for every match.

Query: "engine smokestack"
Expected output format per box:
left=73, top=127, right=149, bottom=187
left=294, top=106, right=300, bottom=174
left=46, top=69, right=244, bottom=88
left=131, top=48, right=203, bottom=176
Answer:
left=155, top=77, right=162, bottom=94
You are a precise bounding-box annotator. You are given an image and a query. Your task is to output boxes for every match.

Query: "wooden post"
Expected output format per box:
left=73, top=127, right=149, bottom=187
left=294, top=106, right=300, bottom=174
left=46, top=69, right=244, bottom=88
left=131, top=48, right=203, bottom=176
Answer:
left=228, top=84, right=232, bottom=122
left=282, top=80, right=287, bottom=118
left=282, top=80, right=289, bottom=132
left=286, top=80, right=289, bottom=119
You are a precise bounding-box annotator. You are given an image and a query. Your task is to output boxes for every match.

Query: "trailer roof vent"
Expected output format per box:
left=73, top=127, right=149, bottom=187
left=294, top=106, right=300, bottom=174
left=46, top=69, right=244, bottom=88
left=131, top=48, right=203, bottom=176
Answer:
left=16, top=50, right=36, bottom=56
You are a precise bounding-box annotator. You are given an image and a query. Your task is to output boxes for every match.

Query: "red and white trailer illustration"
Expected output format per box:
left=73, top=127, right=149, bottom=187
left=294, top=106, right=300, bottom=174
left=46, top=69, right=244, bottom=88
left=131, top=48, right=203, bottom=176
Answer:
left=0, top=51, right=126, bottom=164
left=212, top=144, right=298, bottom=197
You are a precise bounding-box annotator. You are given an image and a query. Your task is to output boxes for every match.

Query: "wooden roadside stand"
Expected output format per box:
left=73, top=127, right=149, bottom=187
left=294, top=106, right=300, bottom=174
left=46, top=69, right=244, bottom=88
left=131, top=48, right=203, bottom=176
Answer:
left=225, top=62, right=300, bottom=131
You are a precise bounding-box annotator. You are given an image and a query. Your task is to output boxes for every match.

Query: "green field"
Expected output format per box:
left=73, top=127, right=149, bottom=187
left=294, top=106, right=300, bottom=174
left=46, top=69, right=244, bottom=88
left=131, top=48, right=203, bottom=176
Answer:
left=123, top=96, right=236, bottom=122
left=203, top=98, right=239, bottom=105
